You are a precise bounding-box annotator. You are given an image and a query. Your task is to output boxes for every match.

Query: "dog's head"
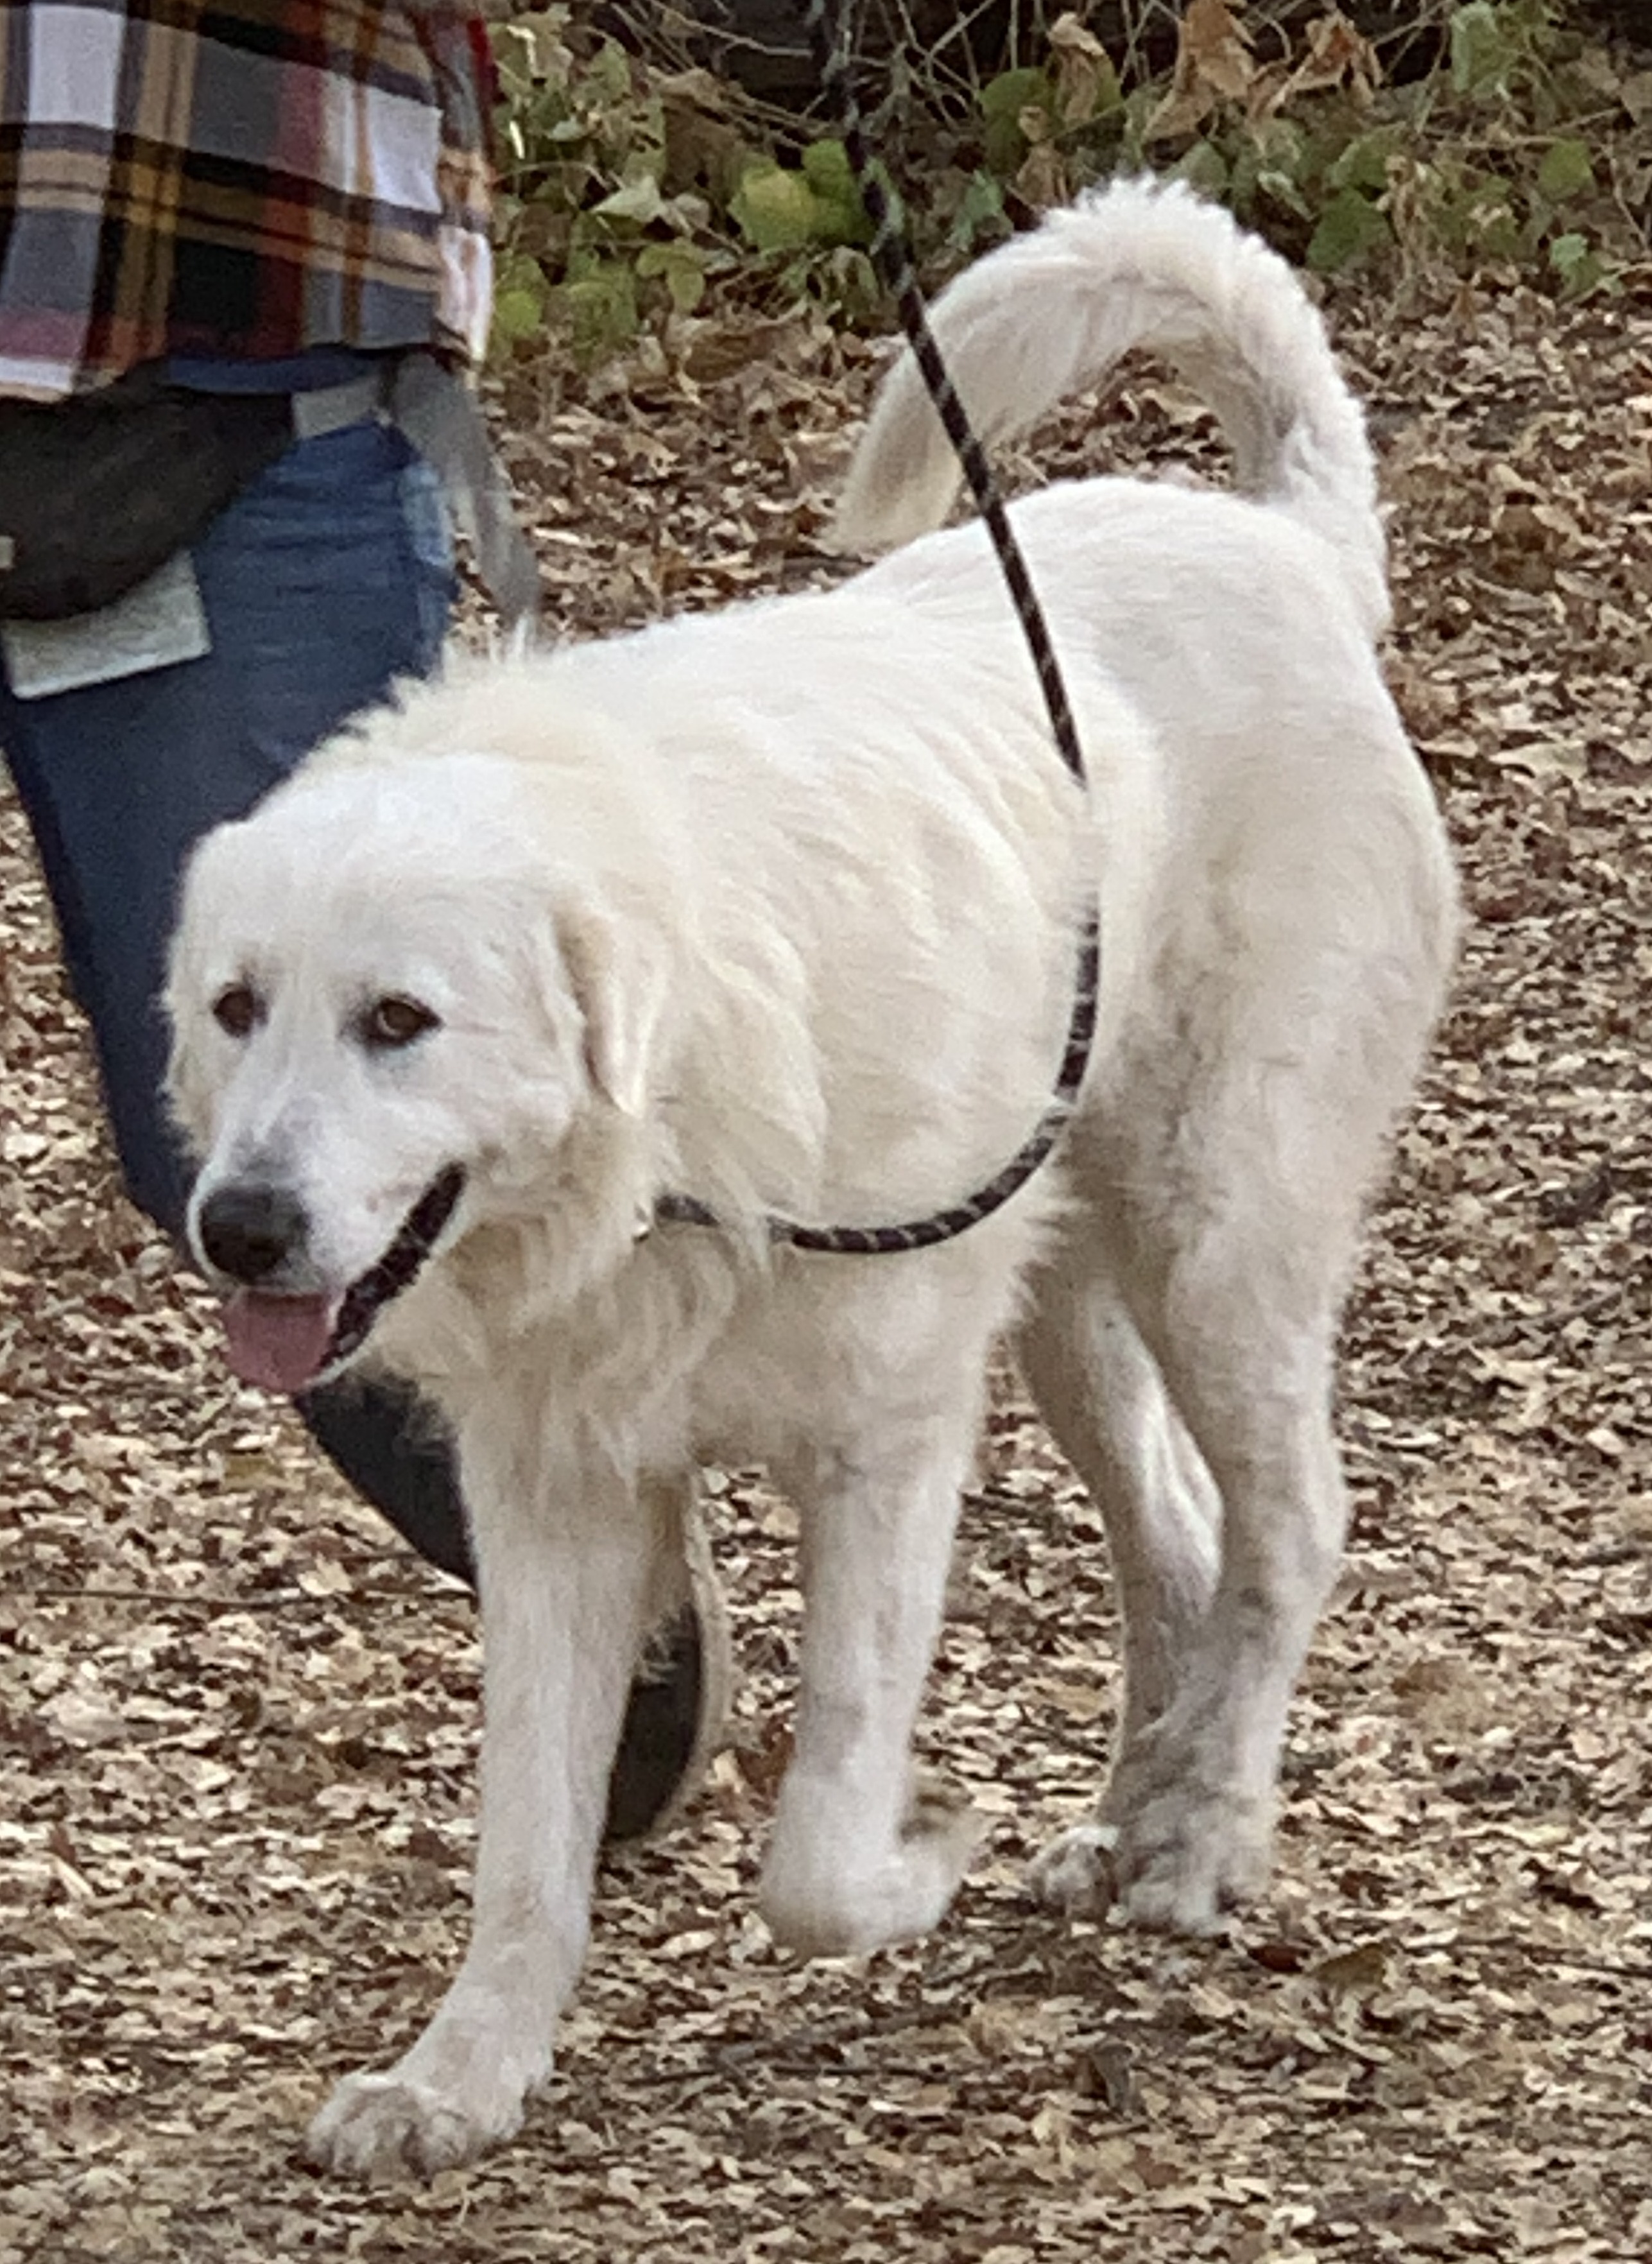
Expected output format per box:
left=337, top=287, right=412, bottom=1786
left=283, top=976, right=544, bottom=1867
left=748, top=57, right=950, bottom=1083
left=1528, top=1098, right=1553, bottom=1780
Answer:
left=165, top=746, right=672, bottom=1396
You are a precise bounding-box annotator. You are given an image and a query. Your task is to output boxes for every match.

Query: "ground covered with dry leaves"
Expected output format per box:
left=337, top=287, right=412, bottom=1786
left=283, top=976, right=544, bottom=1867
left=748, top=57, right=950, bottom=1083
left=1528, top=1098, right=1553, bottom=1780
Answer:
left=3, top=270, right=1651, bottom=2263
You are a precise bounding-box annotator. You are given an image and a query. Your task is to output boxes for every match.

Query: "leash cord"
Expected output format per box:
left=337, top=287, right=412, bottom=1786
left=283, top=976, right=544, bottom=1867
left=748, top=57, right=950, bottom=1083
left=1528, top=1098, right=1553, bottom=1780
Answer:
left=654, top=0, right=1099, bottom=1257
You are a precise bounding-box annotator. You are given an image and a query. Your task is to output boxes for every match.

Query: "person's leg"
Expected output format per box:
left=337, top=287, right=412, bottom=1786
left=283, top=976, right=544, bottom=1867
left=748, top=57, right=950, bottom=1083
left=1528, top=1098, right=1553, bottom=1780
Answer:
left=2, top=419, right=481, bottom=1551
left=0, top=415, right=719, bottom=1833
left=1, top=419, right=451, bottom=1230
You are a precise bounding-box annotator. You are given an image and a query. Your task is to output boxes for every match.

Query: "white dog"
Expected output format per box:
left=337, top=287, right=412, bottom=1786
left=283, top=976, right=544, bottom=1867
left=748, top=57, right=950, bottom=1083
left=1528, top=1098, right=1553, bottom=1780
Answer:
left=165, top=180, right=1458, bottom=2177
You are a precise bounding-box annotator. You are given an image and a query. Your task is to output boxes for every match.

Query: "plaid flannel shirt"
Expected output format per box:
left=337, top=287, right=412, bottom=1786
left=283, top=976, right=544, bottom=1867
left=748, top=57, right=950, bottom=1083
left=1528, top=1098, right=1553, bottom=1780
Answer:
left=0, top=0, right=495, bottom=399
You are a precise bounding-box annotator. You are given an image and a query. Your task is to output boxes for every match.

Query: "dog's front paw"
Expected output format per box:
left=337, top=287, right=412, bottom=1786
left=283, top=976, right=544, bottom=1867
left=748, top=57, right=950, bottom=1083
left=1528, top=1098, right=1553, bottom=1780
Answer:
left=761, top=1783, right=979, bottom=1957
left=304, top=2067, right=526, bottom=2181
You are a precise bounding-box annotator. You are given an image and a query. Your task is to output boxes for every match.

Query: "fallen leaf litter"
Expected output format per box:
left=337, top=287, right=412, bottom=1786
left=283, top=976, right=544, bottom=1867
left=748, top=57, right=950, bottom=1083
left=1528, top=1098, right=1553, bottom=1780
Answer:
left=1, top=276, right=1649, bottom=2259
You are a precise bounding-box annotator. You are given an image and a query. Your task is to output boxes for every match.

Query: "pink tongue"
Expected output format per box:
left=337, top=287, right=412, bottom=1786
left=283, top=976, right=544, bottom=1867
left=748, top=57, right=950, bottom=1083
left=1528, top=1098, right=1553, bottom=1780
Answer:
left=221, top=1291, right=340, bottom=1395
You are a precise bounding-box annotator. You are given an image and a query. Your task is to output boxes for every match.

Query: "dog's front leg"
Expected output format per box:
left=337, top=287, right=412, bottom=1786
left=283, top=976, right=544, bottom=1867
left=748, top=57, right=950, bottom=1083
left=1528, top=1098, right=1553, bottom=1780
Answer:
left=760, top=1422, right=980, bottom=1958
left=305, top=1441, right=674, bottom=2179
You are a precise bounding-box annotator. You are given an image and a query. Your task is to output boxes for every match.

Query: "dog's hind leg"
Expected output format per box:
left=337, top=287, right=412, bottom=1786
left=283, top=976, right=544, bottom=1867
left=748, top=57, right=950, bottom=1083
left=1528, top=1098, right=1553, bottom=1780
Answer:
left=1015, top=1256, right=1221, bottom=1914
left=1027, top=1219, right=1352, bottom=1933
left=1095, top=1279, right=1350, bottom=1936
left=1017, top=815, right=1449, bottom=1938
left=1019, top=1256, right=1220, bottom=1754
left=759, top=1382, right=988, bottom=1959
left=1019, top=1022, right=1380, bottom=1948
left=1073, top=1100, right=1362, bottom=1937
left=305, top=1443, right=680, bottom=2179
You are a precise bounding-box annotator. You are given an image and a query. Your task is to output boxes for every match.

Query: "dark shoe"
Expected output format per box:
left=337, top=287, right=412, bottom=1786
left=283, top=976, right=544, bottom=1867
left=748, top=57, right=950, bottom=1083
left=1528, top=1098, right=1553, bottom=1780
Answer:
left=605, top=1603, right=707, bottom=1840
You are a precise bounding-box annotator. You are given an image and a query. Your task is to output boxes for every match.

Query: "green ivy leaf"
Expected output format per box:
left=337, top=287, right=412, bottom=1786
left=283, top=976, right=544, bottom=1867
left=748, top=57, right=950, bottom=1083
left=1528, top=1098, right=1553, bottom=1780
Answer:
left=800, top=138, right=852, bottom=199
left=947, top=169, right=1009, bottom=258
left=730, top=160, right=821, bottom=252
left=1536, top=139, right=1594, bottom=202
left=1257, top=166, right=1313, bottom=222
left=1175, top=140, right=1230, bottom=200
left=592, top=176, right=669, bottom=228
left=1329, top=128, right=1402, bottom=196
left=800, top=137, right=872, bottom=244
left=980, top=66, right=1049, bottom=122
left=488, top=248, right=550, bottom=354
left=582, top=39, right=632, bottom=110
left=980, top=65, right=1049, bottom=177
left=1548, top=232, right=1607, bottom=298
left=730, top=153, right=868, bottom=252
left=636, top=239, right=709, bottom=313
left=1447, top=178, right=1520, bottom=260
left=554, top=260, right=638, bottom=361
left=1306, top=187, right=1391, bottom=274
left=490, top=284, right=547, bottom=350
left=1449, top=2, right=1514, bottom=99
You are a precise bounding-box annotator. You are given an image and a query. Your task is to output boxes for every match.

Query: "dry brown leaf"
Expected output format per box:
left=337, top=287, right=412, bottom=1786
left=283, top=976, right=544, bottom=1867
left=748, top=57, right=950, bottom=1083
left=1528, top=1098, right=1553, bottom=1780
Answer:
left=3, top=272, right=1651, bottom=2258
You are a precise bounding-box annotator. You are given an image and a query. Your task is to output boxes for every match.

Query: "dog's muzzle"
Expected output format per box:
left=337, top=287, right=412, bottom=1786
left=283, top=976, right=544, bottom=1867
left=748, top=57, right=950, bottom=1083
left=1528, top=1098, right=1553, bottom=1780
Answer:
left=197, top=1165, right=466, bottom=1396
left=197, top=1182, right=310, bottom=1286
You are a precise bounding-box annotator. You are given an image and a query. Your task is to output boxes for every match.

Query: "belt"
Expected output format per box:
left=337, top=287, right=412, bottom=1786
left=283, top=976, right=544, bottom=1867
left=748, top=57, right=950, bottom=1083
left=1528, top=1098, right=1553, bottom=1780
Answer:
left=288, top=358, right=542, bottom=626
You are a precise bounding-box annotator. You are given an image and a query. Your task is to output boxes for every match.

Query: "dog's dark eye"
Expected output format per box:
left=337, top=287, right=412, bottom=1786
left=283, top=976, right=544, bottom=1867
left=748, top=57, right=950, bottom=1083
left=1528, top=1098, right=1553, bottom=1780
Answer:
left=212, top=983, right=262, bottom=1039
left=360, top=994, right=440, bottom=1051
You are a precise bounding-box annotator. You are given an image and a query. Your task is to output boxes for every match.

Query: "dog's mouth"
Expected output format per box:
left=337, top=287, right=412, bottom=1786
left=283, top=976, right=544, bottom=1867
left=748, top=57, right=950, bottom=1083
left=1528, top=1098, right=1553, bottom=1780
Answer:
left=218, top=1166, right=466, bottom=1397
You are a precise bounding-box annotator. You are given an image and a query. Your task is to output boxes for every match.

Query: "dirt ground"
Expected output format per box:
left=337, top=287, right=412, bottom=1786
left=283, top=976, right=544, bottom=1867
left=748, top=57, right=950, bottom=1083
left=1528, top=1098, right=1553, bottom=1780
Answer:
left=2, top=270, right=1650, bottom=2263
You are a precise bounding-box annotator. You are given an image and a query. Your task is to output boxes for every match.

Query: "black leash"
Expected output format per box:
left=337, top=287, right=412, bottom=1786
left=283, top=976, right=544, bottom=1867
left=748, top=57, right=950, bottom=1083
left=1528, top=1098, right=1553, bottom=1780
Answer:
left=804, top=0, right=1087, bottom=791
left=654, top=0, right=1099, bottom=1257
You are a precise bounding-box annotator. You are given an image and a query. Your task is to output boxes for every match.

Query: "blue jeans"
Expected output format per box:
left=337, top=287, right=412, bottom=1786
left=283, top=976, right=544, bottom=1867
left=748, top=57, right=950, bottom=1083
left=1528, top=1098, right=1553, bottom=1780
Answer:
left=1, top=417, right=475, bottom=1582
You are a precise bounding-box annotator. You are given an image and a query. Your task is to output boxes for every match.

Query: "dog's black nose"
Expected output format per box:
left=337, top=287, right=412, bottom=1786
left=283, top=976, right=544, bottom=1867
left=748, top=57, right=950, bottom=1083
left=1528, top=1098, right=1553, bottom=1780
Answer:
left=197, top=1184, right=309, bottom=1284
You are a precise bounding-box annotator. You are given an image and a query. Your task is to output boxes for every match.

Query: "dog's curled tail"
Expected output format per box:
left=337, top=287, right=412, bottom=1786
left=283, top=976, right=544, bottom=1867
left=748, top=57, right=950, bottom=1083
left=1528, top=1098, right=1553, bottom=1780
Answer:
left=832, top=177, right=1388, bottom=637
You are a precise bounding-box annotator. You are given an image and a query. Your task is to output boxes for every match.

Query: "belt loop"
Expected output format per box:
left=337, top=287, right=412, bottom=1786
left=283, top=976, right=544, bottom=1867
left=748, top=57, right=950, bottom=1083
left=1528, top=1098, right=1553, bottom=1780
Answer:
left=289, top=368, right=388, bottom=442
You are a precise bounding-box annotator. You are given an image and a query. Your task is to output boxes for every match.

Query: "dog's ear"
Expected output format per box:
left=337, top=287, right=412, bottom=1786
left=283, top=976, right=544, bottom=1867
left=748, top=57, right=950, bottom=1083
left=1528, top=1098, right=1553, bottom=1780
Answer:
left=555, top=901, right=671, bottom=1118
left=162, top=1010, right=209, bottom=1154
left=160, top=857, right=221, bottom=1152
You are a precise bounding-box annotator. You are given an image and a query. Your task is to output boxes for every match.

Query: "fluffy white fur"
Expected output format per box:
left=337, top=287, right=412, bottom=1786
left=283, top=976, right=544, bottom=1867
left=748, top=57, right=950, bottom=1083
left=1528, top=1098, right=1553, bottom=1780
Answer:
left=165, top=178, right=1459, bottom=2179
